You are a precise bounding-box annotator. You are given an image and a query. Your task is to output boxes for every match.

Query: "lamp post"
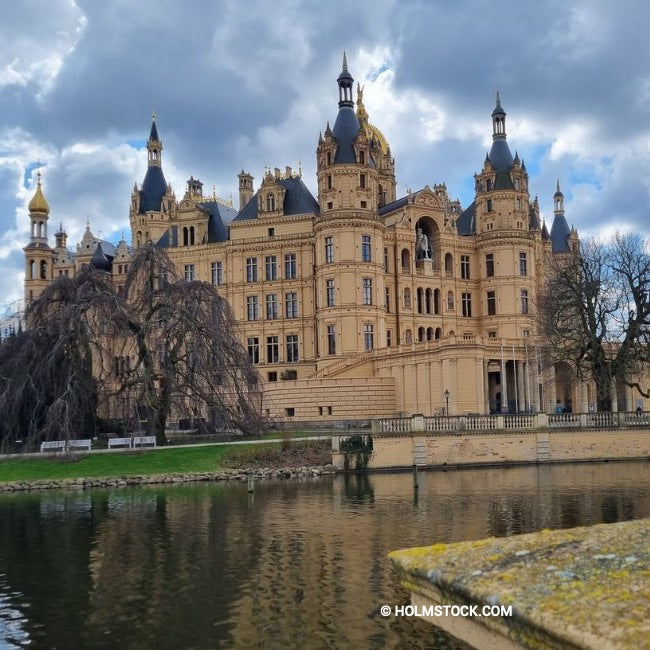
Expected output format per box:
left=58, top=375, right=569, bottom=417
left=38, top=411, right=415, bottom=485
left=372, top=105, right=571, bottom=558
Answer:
left=444, top=389, right=450, bottom=415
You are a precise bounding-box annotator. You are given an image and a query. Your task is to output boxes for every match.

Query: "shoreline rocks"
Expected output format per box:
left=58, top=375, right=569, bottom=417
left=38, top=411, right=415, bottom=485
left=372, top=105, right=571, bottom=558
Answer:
left=0, top=465, right=338, bottom=492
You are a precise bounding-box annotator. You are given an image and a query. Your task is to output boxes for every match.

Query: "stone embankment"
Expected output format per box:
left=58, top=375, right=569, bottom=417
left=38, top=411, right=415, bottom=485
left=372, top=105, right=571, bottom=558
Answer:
left=0, top=465, right=338, bottom=492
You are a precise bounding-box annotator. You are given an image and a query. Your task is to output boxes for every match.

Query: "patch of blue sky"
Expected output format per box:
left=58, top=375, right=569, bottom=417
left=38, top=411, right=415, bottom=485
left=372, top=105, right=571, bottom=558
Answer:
left=368, top=63, right=390, bottom=82
left=23, top=162, right=43, bottom=188
left=126, top=138, right=146, bottom=149
left=519, top=144, right=549, bottom=178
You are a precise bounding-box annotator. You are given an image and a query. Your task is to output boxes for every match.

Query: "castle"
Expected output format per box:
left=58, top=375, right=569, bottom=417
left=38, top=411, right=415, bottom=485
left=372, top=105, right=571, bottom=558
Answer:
left=27, top=55, right=625, bottom=421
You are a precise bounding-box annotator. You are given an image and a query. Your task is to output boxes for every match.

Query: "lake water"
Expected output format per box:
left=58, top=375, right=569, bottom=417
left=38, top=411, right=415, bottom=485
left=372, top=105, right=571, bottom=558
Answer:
left=1, top=461, right=649, bottom=649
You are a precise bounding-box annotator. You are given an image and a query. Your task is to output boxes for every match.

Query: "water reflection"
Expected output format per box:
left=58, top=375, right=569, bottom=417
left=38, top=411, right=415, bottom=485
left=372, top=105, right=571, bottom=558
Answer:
left=0, top=461, right=648, bottom=649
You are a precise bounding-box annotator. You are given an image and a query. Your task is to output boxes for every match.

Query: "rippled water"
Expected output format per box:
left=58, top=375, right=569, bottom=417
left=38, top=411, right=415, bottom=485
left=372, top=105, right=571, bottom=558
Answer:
left=0, top=461, right=649, bottom=649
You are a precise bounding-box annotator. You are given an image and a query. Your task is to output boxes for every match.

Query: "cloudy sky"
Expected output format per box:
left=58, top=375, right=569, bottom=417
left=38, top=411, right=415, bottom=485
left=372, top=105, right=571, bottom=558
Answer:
left=2, top=0, right=650, bottom=312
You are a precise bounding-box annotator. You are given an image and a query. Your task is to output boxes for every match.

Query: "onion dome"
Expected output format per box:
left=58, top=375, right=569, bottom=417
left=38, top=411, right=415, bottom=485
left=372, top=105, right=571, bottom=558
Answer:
left=29, top=172, right=50, bottom=215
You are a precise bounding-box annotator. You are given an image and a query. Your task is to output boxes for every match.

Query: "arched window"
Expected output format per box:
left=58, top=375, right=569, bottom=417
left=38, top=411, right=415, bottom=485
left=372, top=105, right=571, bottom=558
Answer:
left=444, top=253, right=453, bottom=277
left=29, top=260, right=35, bottom=279
left=447, top=291, right=454, bottom=311
left=404, top=288, right=411, bottom=308
left=426, top=327, right=434, bottom=341
left=266, top=193, right=275, bottom=212
left=189, top=226, right=195, bottom=246
left=40, top=260, right=47, bottom=280
left=401, top=248, right=411, bottom=273
left=417, top=287, right=424, bottom=314
left=425, top=288, right=432, bottom=314
left=38, top=222, right=44, bottom=238
left=136, top=231, right=142, bottom=247
left=183, top=227, right=188, bottom=246
left=404, top=329, right=412, bottom=344
left=434, top=289, right=440, bottom=315
left=435, top=327, right=442, bottom=340
left=418, top=327, right=425, bottom=342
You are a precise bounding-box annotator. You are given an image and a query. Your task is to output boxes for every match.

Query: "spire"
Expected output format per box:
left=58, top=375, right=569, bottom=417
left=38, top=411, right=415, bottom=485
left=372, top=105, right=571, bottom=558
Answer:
left=492, top=90, right=507, bottom=139
left=554, top=180, right=565, bottom=213
left=550, top=181, right=570, bottom=253
left=337, top=51, right=354, bottom=108
left=147, top=111, right=163, bottom=167
left=139, top=112, right=167, bottom=213
left=28, top=170, right=50, bottom=215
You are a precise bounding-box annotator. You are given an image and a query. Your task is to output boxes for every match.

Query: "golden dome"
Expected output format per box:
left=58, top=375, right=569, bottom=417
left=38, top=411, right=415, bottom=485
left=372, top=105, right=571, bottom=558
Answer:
left=356, top=84, right=389, bottom=155
left=29, top=173, right=50, bottom=215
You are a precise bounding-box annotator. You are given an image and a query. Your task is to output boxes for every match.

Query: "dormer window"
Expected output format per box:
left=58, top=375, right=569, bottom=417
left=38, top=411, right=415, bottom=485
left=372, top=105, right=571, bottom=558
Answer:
left=326, top=151, right=331, bottom=166
left=486, top=178, right=492, bottom=192
left=359, top=150, right=366, bottom=165
left=266, top=193, right=276, bottom=212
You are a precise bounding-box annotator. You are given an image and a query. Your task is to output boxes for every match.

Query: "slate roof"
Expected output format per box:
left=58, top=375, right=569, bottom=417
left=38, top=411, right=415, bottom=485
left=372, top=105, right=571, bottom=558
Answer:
left=332, top=106, right=360, bottom=164
left=378, top=195, right=409, bottom=216
left=139, top=165, right=167, bottom=213
left=456, top=201, right=476, bottom=235
left=488, top=138, right=514, bottom=172
left=550, top=214, right=571, bottom=253
left=200, top=200, right=237, bottom=242
left=90, top=242, right=113, bottom=272
left=233, top=177, right=319, bottom=221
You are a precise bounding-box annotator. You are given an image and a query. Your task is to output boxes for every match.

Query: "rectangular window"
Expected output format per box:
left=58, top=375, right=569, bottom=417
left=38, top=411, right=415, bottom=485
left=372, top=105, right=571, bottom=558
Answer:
left=361, top=235, right=372, bottom=262
left=327, top=325, right=336, bottom=355
left=325, top=236, right=334, bottom=263
left=284, top=253, right=297, bottom=279
left=384, top=247, right=389, bottom=272
left=247, top=337, right=259, bottom=364
left=246, top=257, right=258, bottom=282
left=266, top=336, right=279, bottom=363
left=519, top=252, right=528, bottom=276
left=285, top=292, right=298, bottom=318
left=360, top=173, right=366, bottom=189
left=211, top=261, right=223, bottom=286
left=460, top=255, right=470, bottom=280
left=265, top=255, right=277, bottom=281
left=461, top=292, right=472, bottom=317
left=364, top=324, right=374, bottom=351
left=359, top=150, right=365, bottom=165
left=286, top=334, right=299, bottom=363
left=487, top=199, right=493, bottom=212
left=268, top=372, right=277, bottom=382
left=487, top=290, right=496, bottom=316
left=488, top=331, right=497, bottom=338
left=362, top=278, right=373, bottom=305
left=385, top=287, right=390, bottom=312
left=268, top=227, right=275, bottom=238
left=485, top=253, right=494, bottom=278
left=521, top=289, right=529, bottom=314
left=265, top=294, right=278, bottom=320
left=326, top=279, right=335, bottom=307
left=246, top=295, right=259, bottom=321
left=387, top=330, right=392, bottom=347
left=327, top=174, right=332, bottom=190
left=184, top=264, right=195, bottom=282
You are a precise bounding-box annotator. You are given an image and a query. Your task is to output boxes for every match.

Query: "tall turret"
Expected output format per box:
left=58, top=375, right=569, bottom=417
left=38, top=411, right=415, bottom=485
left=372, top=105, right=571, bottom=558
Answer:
left=550, top=180, right=571, bottom=253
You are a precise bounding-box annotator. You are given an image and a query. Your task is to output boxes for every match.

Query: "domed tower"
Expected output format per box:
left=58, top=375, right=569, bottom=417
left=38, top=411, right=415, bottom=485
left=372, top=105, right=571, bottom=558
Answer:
left=23, top=171, right=54, bottom=305
left=129, top=112, right=175, bottom=247
left=314, top=54, right=388, bottom=363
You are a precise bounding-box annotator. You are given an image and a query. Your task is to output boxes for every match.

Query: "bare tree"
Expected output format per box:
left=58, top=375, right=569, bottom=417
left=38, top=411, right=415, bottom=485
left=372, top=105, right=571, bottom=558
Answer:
left=539, top=233, right=650, bottom=411
left=0, top=243, right=263, bottom=451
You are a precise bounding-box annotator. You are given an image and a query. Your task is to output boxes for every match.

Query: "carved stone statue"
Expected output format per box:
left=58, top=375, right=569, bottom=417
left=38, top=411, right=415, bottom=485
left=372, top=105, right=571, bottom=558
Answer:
left=416, top=227, right=431, bottom=260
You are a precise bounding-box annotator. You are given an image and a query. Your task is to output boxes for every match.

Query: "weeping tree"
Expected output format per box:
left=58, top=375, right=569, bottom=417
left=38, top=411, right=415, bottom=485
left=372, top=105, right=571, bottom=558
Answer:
left=539, top=233, right=650, bottom=411
left=0, top=243, right=263, bottom=451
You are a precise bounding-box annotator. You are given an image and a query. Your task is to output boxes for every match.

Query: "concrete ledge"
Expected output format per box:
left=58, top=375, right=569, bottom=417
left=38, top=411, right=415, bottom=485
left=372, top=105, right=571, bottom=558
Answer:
left=389, top=518, right=650, bottom=649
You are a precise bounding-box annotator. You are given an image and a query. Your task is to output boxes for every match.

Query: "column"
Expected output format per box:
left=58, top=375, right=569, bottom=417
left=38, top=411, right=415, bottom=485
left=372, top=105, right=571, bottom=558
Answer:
left=531, top=350, right=540, bottom=413
left=483, top=360, right=490, bottom=415
left=579, top=380, right=589, bottom=413
left=500, top=349, right=509, bottom=413
left=477, top=357, right=486, bottom=414
left=548, top=365, right=557, bottom=414
left=516, top=361, right=525, bottom=414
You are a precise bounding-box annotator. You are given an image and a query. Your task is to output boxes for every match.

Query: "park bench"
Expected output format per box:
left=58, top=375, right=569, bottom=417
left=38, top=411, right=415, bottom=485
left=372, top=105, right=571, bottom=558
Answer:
left=132, top=436, right=156, bottom=448
left=40, top=440, right=66, bottom=453
left=108, top=437, right=132, bottom=449
left=67, top=439, right=92, bottom=451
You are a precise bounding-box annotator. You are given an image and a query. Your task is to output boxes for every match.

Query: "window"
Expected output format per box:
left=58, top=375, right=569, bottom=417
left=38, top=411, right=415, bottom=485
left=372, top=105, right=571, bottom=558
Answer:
left=246, top=295, right=259, bottom=321
left=364, top=324, right=374, bottom=351
left=385, top=287, right=390, bottom=312
left=285, top=292, right=298, bottom=318
left=265, top=255, right=277, bottom=281
left=486, top=253, right=494, bottom=277
left=327, top=174, right=332, bottom=190
left=360, top=200, right=367, bottom=208
left=268, top=372, right=278, bottom=382
left=486, top=178, right=492, bottom=192
left=266, top=294, right=278, bottom=320
left=267, top=336, right=279, bottom=363
left=487, top=199, right=493, bottom=212
left=326, top=151, right=331, bottom=165
left=404, top=287, right=411, bottom=308
left=247, top=337, right=260, bottom=364
left=325, top=237, right=334, bottom=263
left=360, top=173, right=366, bottom=189
left=384, top=248, right=389, bottom=272
left=460, top=255, right=470, bottom=279
left=285, top=407, right=295, bottom=417
left=521, top=289, right=529, bottom=314
left=361, top=235, right=372, bottom=262
left=488, top=331, right=497, bottom=338
left=286, top=335, right=299, bottom=363
left=461, top=292, right=472, bottom=317
left=266, top=193, right=276, bottom=211
left=246, top=257, right=258, bottom=282
left=519, top=252, right=528, bottom=276
left=327, top=325, right=336, bottom=355
left=523, top=330, right=530, bottom=337
left=284, top=253, right=297, bottom=279
left=487, top=290, right=496, bottom=316
left=447, top=291, right=454, bottom=311
left=326, top=279, right=335, bottom=307
left=515, top=177, right=520, bottom=190
left=211, top=261, right=223, bottom=286
left=268, top=227, right=275, bottom=238
left=445, top=253, right=453, bottom=276
left=184, top=264, right=195, bottom=282
left=359, top=150, right=365, bottom=164
left=362, top=278, right=373, bottom=305
left=387, top=330, right=392, bottom=347
left=404, top=329, right=412, bottom=344
left=327, top=201, right=333, bottom=210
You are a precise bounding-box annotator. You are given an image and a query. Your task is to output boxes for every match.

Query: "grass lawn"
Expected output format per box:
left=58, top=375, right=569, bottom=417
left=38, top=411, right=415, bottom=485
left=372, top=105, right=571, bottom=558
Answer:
left=0, top=440, right=331, bottom=483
